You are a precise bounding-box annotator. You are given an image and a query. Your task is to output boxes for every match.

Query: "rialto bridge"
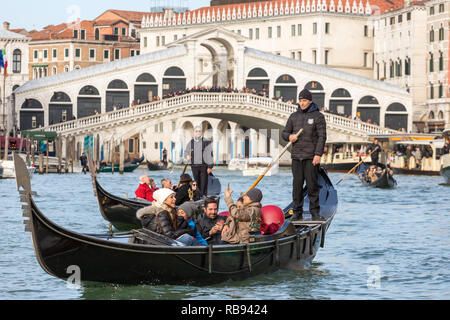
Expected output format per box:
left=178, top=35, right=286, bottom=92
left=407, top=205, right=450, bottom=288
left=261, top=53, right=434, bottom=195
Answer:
left=12, top=27, right=409, bottom=164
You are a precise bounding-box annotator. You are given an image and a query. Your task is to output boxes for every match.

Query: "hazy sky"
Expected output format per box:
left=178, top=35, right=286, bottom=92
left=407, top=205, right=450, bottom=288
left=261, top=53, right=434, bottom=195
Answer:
left=1, top=0, right=210, bottom=31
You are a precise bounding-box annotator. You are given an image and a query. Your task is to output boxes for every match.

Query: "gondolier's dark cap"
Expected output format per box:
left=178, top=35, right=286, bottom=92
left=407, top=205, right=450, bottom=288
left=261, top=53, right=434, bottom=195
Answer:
left=246, top=188, right=263, bottom=203
left=298, top=89, right=313, bottom=101
left=179, top=173, right=193, bottom=183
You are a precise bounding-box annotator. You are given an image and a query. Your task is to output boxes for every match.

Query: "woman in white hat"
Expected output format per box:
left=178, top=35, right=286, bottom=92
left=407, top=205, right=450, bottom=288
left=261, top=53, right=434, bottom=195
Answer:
left=136, top=188, right=197, bottom=246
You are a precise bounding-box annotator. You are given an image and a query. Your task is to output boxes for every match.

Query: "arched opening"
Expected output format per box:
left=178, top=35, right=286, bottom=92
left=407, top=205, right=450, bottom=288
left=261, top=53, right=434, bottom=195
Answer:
left=201, top=120, right=213, bottom=140
left=274, top=74, right=297, bottom=102
left=329, top=88, right=352, bottom=117
left=49, top=92, right=73, bottom=125
left=78, top=85, right=101, bottom=119
left=20, top=99, right=44, bottom=130
left=305, top=81, right=325, bottom=108
left=163, top=67, right=186, bottom=97
left=385, top=102, right=408, bottom=131
left=246, top=68, right=269, bottom=96
left=217, top=120, right=232, bottom=164
left=134, top=73, right=158, bottom=104
left=357, top=96, right=380, bottom=125
left=106, top=79, right=129, bottom=111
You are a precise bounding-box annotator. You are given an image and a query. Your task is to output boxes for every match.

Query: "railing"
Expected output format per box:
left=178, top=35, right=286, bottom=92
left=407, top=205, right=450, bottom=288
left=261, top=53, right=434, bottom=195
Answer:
left=38, top=92, right=399, bottom=136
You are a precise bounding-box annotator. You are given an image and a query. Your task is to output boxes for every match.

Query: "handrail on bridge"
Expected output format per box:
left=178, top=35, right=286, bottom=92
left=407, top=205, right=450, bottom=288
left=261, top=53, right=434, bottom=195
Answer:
left=33, top=92, right=399, bottom=136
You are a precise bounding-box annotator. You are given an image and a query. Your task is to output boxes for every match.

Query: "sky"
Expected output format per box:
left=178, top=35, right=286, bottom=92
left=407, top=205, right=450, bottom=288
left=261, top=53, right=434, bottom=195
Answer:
left=0, top=0, right=210, bottom=31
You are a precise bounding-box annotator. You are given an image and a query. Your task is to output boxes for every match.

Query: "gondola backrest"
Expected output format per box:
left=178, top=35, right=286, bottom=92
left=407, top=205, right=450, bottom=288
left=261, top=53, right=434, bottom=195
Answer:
left=252, top=220, right=296, bottom=243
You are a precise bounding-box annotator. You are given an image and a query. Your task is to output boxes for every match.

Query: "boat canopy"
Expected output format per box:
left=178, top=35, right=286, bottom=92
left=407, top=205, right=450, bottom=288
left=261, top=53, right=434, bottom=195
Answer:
left=21, top=131, right=58, bottom=142
left=394, top=139, right=445, bottom=148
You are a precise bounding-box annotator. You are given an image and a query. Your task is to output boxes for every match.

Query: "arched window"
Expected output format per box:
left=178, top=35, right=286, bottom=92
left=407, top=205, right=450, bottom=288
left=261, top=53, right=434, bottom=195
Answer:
left=107, top=79, right=128, bottom=89
left=164, top=66, right=185, bottom=77
left=304, top=81, right=324, bottom=91
left=50, top=92, right=71, bottom=102
left=358, top=96, right=379, bottom=105
left=386, top=103, right=407, bottom=112
left=438, top=111, right=444, bottom=120
left=13, top=49, right=21, bottom=73
left=247, top=68, right=268, bottom=77
left=136, top=73, right=156, bottom=83
left=276, top=74, right=296, bottom=84
left=385, top=103, right=408, bottom=131
left=331, top=88, right=351, bottom=98
left=79, top=85, right=100, bottom=95
left=330, top=89, right=352, bottom=117
left=95, top=28, right=100, bottom=41
left=21, top=99, right=43, bottom=109
left=429, top=111, right=435, bottom=120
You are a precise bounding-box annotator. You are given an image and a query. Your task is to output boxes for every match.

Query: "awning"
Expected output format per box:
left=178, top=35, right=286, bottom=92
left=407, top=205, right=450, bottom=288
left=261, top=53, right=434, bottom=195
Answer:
left=32, top=65, right=48, bottom=68
left=21, top=131, right=58, bottom=142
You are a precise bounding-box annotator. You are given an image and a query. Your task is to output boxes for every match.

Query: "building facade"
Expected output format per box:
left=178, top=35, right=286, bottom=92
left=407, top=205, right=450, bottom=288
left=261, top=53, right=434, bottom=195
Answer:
left=0, top=22, right=30, bottom=131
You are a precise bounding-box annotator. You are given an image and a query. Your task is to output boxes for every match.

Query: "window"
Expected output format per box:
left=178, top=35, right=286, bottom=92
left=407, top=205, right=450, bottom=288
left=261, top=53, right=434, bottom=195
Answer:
left=255, top=28, right=259, bottom=39
left=128, top=139, right=134, bottom=153
left=52, top=66, right=57, bottom=75
left=407, top=12, right=411, bottom=20
left=104, top=50, right=110, bottom=60
left=325, top=50, right=329, bottom=65
left=156, top=36, right=160, bottom=46
left=237, top=30, right=241, bottom=35
left=325, top=23, right=330, bottom=34
left=291, top=52, right=295, bottom=59
left=430, top=6, right=435, bottom=15
left=312, top=50, right=317, bottom=64
left=364, top=52, right=368, bottom=67
left=430, top=53, right=434, bottom=72
left=73, top=30, right=78, bottom=39
left=131, top=50, right=135, bottom=57
left=439, top=26, right=444, bottom=41
left=174, top=34, right=178, bottom=41
left=398, top=14, right=402, bottom=23
left=430, top=83, right=434, bottom=99
left=439, top=52, right=444, bottom=71
left=122, top=28, right=126, bottom=36
left=390, top=17, right=395, bottom=25
left=89, top=49, right=95, bottom=59
left=75, top=48, right=81, bottom=58
left=52, top=49, right=57, bottom=59
left=298, top=24, right=302, bottom=36
left=114, top=27, right=118, bottom=35
left=430, top=28, right=435, bottom=42
left=62, top=110, right=67, bottom=122
left=32, top=116, right=37, bottom=129
left=95, top=29, right=100, bottom=40
left=313, top=22, right=317, bottom=34
left=154, top=124, right=158, bottom=133
left=277, top=26, right=281, bottom=38
left=43, top=49, right=48, bottom=59
left=80, top=29, right=85, bottom=40
left=439, top=83, right=443, bottom=98
left=64, top=65, right=69, bottom=72
left=33, top=50, right=38, bottom=60
left=364, top=25, right=369, bottom=37
left=161, top=36, right=165, bottom=46
left=115, top=49, right=120, bottom=60
left=405, top=57, right=411, bottom=76
left=159, top=123, right=163, bottom=133
left=65, top=48, right=69, bottom=58
left=268, top=26, right=272, bottom=38
left=12, top=49, right=21, bottom=73
left=249, top=28, right=253, bottom=39
left=136, top=50, right=140, bottom=56
left=144, top=37, right=148, bottom=47
left=154, top=142, right=158, bottom=149
left=297, top=51, right=302, bottom=61
left=291, top=25, right=295, bottom=36
left=376, top=62, right=380, bottom=80
left=390, top=61, right=394, bottom=78
left=439, top=3, right=444, bottom=12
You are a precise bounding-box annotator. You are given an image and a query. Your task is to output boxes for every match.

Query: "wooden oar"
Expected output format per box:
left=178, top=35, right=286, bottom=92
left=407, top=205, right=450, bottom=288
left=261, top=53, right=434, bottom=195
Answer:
left=243, top=128, right=304, bottom=196
left=176, top=163, right=189, bottom=189
left=335, top=146, right=379, bottom=185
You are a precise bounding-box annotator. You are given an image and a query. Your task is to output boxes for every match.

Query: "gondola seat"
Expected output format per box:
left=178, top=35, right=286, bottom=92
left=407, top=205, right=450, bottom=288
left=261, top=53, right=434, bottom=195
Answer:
left=251, top=220, right=296, bottom=243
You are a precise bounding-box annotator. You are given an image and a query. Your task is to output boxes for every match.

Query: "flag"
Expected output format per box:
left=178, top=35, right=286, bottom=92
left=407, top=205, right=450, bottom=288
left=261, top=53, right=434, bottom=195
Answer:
left=2, top=49, right=7, bottom=77
left=0, top=49, right=4, bottom=69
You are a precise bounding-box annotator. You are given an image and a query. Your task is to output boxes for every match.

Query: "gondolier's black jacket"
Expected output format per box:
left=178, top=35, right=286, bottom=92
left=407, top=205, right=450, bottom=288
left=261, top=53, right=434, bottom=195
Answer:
left=282, top=103, right=327, bottom=160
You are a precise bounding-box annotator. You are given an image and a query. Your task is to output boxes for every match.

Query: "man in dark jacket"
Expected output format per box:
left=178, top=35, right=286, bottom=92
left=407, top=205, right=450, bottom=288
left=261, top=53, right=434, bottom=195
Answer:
left=282, top=89, right=327, bottom=221
left=366, top=139, right=382, bottom=167
left=197, top=197, right=227, bottom=244
left=184, top=126, right=214, bottom=197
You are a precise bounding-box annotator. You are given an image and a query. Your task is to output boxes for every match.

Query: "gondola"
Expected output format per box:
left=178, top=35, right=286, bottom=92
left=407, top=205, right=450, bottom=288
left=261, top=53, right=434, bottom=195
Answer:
left=356, top=162, right=397, bottom=189
left=147, top=161, right=167, bottom=171
left=99, top=163, right=139, bottom=173
left=14, top=153, right=337, bottom=286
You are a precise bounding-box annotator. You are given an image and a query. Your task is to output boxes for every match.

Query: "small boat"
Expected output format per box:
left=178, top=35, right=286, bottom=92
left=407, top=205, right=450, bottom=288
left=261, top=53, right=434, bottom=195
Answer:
left=243, top=157, right=279, bottom=176
left=14, top=153, right=338, bottom=286
left=356, top=162, right=397, bottom=189
left=99, top=163, right=139, bottom=173
left=146, top=161, right=167, bottom=171
left=228, top=158, right=247, bottom=171
left=0, top=157, right=35, bottom=179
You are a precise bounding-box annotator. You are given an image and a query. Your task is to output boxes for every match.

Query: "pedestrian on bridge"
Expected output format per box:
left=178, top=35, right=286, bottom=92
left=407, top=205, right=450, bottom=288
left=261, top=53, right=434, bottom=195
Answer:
left=282, top=89, right=327, bottom=221
left=184, top=126, right=214, bottom=197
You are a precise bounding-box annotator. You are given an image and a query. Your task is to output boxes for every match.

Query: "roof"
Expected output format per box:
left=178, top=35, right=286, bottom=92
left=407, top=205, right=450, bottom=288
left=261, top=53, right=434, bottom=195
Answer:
left=0, top=29, right=29, bottom=40
left=244, top=47, right=409, bottom=96
left=14, top=45, right=187, bottom=94
left=97, top=10, right=149, bottom=23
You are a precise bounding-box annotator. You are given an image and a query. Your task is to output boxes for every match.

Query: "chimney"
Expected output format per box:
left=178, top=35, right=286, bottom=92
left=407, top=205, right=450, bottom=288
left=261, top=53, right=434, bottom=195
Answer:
left=3, top=21, right=10, bottom=30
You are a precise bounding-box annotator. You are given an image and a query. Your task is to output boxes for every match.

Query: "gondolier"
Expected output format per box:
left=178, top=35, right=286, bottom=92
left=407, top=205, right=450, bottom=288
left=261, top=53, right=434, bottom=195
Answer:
left=366, top=139, right=382, bottom=167
left=184, top=126, right=214, bottom=197
left=282, top=89, right=327, bottom=221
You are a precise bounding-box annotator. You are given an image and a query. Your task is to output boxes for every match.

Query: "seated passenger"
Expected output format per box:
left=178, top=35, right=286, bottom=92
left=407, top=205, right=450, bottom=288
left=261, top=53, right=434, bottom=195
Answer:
left=178, top=202, right=208, bottom=246
left=135, top=174, right=158, bottom=202
left=175, top=174, right=194, bottom=206
left=197, top=197, right=227, bottom=244
left=161, top=178, right=174, bottom=190
left=222, top=186, right=263, bottom=244
left=136, top=189, right=197, bottom=246
left=189, top=181, right=202, bottom=201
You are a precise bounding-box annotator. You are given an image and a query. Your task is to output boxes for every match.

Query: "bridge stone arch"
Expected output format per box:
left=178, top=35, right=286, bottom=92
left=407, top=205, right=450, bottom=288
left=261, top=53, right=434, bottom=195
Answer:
left=106, top=79, right=130, bottom=112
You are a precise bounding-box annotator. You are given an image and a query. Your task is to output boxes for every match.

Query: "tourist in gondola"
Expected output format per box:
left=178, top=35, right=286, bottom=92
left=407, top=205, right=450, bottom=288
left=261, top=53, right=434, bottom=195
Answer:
left=189, top=181, right=202, bottom=201
left=184, top=126, right=214, bottom=197
left=367, top=139, right=382, bottom=167
left=282, top=88, right=327, bottom=221
left=197, top=197, right=227, bottom=244
left=175, top=173, right=194, bottom=206
left=161, top=178, right=174, bottom=190
left=177, top=202, right=208, bottom=246
left=221, top=185, right=263, bottom=244
left=135, top=174, right=158, bottom=202
left=136, top=189, right=197, bottom=246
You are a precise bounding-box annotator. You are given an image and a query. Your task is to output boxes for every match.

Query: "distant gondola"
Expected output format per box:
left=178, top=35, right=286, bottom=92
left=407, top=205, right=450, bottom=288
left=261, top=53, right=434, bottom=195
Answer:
left=357, top=162, right=397, bottom=189
left=147, top=161, right=167, bottom=171
left=14, top=153, right=337, bottom=286
left=99, top=163, right=139, bottom=173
